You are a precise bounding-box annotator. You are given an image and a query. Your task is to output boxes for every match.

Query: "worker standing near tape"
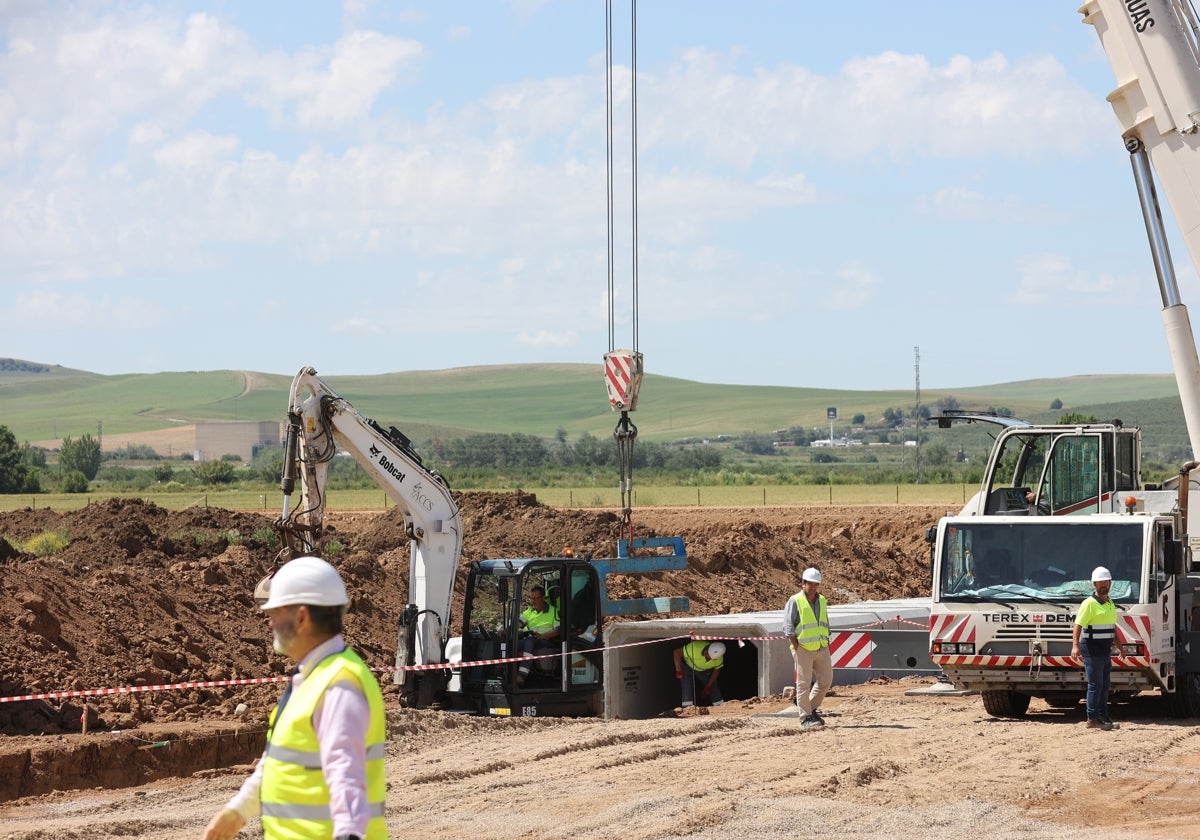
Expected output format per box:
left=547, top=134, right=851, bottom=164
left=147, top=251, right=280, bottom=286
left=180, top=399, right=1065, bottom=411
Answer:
left=202, top=556, right=387, bottom=840
left=673, top=640, right=726, bottom=708
left=785, top=567, right=832, bottom=730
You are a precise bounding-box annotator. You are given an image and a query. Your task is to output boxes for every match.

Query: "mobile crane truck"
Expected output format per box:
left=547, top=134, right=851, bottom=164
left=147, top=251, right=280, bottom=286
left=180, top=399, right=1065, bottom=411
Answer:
left=926, top=0, right=1200, bottom=718
left=270, top=366, right=688, bottom=716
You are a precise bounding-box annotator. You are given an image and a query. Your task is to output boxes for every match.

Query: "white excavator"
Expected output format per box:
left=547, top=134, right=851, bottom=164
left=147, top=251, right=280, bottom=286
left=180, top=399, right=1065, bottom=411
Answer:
left=270, top=366, right=688, bottom=716
left=926, top=0, right=1200, bottom=718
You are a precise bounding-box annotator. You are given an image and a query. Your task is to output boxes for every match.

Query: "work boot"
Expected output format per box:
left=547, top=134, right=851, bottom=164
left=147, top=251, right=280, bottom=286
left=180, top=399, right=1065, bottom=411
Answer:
left=800, top=714, right=824, bottom=730
left=1101, top=716, right=1120, bottom=730
left=1086, top=718, right=1113, bottom=731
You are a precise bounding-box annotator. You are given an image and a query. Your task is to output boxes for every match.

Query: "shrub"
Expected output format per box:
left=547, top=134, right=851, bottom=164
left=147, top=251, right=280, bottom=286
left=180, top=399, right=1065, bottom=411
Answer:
left=61, top=470, right=89, bottom=493
left=22, top=527, right=69, bottom=556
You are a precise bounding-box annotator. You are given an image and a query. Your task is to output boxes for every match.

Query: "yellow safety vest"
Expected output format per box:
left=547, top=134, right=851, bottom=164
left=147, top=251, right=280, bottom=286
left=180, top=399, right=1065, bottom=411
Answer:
left=681, top=640, right=723, bottom=671
left=261, top=648, right=388, bottom=840
left=790, top=593, right=830, bottom=651
left=521, top=603, right=559, bottom=632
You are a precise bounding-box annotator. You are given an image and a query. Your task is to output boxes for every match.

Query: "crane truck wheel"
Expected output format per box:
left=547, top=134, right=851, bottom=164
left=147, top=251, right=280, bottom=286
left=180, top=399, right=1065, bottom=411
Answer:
left=1167, top=672, right=1200, bottom=719
left=981, top=689, right=1031, bottom=718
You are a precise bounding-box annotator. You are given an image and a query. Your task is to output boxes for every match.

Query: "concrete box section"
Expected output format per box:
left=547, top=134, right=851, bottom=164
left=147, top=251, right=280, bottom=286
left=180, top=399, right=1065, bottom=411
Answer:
left=603, top=597, right=934, bottom=720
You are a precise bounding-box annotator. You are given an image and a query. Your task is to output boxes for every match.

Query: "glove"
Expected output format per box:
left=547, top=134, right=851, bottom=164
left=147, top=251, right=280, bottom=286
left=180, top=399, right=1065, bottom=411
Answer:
left=675, top=670, right=683, bottom=680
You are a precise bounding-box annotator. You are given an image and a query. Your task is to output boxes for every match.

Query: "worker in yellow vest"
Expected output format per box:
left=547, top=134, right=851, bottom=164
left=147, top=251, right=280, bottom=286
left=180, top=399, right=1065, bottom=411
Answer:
left=673, top=640, right=726, bottom=708
left=202, top=556, right=387, bottom=840
left=784, top=567, right=832, bottom=730
left=517, top=584, right=560, bottom=686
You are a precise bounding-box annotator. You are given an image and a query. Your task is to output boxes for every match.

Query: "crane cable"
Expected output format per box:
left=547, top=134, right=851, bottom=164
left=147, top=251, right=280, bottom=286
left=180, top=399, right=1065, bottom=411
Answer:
left=607, top=0, right=639, bottom=543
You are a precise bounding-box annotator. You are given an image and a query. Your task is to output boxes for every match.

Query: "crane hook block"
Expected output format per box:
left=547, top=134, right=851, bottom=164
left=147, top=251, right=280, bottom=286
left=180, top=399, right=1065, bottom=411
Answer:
left=605, top=350, right=644, bottom=412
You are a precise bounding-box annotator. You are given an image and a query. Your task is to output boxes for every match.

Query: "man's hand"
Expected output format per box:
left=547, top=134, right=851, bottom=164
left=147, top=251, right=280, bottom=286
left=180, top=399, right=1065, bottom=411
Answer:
left=202, top=808, right=245, bottom=840
left=701, top=685, right=711, bottom=696
left=675, top=670, right=683, bottom=680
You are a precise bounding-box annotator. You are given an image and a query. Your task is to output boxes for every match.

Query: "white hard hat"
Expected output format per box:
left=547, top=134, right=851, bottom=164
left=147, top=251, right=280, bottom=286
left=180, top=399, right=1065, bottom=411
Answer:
left=802, top=567, right=823, bottom=584
left=1091, top=566, right=1112, bottom=583
left=707, top=642, right=726, bottom=658
left=259, top=556, right=348, bottom=610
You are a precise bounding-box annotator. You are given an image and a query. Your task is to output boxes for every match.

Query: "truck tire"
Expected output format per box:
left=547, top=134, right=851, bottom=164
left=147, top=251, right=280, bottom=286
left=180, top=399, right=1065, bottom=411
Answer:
left=981, top=689, right=1031, bottom=718
left=1167, top=672, right=1200, bottom=719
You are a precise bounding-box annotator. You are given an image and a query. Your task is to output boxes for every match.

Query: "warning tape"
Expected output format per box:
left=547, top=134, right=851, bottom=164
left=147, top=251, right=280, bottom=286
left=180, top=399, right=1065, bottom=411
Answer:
left=0, top=674, right=291, bottom=705
left=0, top=619, right=929, bottom=705
left=0, top=635, right=694, bottom=705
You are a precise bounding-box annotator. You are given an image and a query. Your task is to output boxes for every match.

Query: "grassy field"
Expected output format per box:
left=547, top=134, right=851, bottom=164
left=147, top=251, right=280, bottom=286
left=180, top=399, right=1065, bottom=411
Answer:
left=0, top=483, right=974, bottom=514
left=0, top=361, right=1187, bottom=449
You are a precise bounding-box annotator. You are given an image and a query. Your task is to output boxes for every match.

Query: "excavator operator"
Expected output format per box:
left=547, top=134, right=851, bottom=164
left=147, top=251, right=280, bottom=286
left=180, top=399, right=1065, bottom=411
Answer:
left=516, top=585, right=560, bottom=686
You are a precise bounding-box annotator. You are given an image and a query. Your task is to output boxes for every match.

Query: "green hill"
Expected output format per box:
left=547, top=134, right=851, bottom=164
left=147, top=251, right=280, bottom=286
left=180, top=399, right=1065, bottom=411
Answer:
left=0, top=360, right=1189, bottom=458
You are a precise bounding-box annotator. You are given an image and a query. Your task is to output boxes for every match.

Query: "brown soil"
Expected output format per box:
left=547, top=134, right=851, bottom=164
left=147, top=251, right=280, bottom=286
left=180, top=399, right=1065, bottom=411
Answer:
left=2, top=494, right=1195, bottom=838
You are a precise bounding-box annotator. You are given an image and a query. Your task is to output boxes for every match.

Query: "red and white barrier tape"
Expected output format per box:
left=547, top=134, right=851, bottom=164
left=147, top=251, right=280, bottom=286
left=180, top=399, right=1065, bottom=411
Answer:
left=0, top=674, right=290, bottom=704
left=0, top=634, right=693, bottom=704
left=0, top=620, right=927, bottom=705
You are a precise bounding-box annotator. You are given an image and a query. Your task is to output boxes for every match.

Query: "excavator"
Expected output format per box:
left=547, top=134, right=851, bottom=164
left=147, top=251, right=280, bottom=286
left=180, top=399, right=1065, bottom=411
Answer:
left=270, top=366, right=687, bottom=716
left=926, top=0, right=1200, bottom=718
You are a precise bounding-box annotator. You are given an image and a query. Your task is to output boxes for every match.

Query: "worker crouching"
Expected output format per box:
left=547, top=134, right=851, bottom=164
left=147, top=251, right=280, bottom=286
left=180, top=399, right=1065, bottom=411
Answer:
left=674, top=640, right=726, bottom=708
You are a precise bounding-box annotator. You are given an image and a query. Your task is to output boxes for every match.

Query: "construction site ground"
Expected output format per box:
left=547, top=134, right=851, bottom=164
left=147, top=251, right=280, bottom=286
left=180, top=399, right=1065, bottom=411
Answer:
left=1, top=493, right=1198, bottom=838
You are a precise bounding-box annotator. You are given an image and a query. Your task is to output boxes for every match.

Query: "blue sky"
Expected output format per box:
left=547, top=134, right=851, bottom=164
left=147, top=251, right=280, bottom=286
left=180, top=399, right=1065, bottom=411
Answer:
left=0, top=1, right=1189, bottom=390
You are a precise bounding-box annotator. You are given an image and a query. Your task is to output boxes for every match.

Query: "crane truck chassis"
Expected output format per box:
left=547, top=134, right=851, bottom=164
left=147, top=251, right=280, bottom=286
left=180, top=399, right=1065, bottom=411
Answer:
left=925, top=415, right=1200, bottom=717
left=273, top=366, right=688, bottom=717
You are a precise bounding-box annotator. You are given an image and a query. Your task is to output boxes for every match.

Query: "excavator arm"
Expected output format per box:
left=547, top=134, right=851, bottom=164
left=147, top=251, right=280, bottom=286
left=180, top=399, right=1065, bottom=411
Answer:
left=275, top=366, right=463, bottom=707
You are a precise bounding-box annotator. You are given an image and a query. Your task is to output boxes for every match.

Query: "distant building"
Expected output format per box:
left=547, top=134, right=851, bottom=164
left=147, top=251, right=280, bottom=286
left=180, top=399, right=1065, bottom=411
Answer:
left=194, top=421, right=283, bottom=462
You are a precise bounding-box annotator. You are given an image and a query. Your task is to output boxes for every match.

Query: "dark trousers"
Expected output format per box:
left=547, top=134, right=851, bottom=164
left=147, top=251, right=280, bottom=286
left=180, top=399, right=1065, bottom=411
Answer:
left=680, top=663, right=723, bottom=706
left=1082, top=649, right=1111, bottom=721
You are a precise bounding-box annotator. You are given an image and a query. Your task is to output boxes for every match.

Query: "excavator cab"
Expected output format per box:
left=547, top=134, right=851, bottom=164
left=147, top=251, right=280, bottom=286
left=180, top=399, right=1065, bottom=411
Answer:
left=455, top=557, right=605, bottom=717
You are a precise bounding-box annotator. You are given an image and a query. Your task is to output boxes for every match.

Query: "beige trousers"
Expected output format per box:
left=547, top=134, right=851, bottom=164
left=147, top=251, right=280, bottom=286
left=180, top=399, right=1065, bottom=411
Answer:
left=792, top=644, right=833, bottom=716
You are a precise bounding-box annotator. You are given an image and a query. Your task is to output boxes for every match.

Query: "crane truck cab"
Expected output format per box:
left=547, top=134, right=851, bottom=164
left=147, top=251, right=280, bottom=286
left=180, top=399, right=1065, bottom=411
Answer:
left=934, top=412, right=1145, bottom=517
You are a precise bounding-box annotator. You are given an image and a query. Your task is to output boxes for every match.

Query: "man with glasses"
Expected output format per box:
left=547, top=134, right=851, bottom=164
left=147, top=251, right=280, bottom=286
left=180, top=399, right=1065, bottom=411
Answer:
left=1072, top=566, right=1119, bottom=732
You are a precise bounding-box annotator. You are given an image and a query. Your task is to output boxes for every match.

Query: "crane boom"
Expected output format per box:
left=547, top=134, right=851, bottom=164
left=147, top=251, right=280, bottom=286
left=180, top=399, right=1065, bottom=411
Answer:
left=1083, top=0, right=1200, bottom=457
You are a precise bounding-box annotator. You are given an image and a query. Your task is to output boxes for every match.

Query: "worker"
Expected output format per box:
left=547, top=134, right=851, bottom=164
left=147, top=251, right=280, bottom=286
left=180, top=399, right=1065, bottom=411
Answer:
left=784, top=567, right=832, bottom=730
left=517, top=584, right=560, bottom=686
left=202, top=556, right=387, bottom=840
left=1072, top=565, right=1119, bottom=732
left=673, top=640, right=725, bottom=708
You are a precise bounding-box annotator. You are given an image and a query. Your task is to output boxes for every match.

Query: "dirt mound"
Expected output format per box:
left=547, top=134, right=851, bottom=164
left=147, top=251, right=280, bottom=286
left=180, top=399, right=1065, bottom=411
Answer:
left=0, top=492, right=943, bottom=799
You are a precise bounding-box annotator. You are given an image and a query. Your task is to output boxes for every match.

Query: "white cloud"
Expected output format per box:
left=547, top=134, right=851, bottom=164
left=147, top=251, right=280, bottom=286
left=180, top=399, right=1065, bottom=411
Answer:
left=331, top=316, right=386, bottom=336
left=1, top=290, right=167, bottom=328
left=1011, top=253, right=1134, bottom=305
left=291, top=30, right=423, bottom=131
left=826, top=262, right=879, bottom=311
left=516, top=329, right=576, bottom=348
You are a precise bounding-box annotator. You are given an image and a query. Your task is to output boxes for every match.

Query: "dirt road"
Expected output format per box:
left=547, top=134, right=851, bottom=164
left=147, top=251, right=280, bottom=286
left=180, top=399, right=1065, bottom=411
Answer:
left=2, top=496, right=1198, bottom=837
left=2, top=680, right=1198, bottom=839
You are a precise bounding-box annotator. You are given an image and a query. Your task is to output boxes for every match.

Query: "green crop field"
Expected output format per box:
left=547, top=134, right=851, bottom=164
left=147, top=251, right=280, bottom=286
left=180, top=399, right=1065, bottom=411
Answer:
left=0, top=359, right=1188, bottom=451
